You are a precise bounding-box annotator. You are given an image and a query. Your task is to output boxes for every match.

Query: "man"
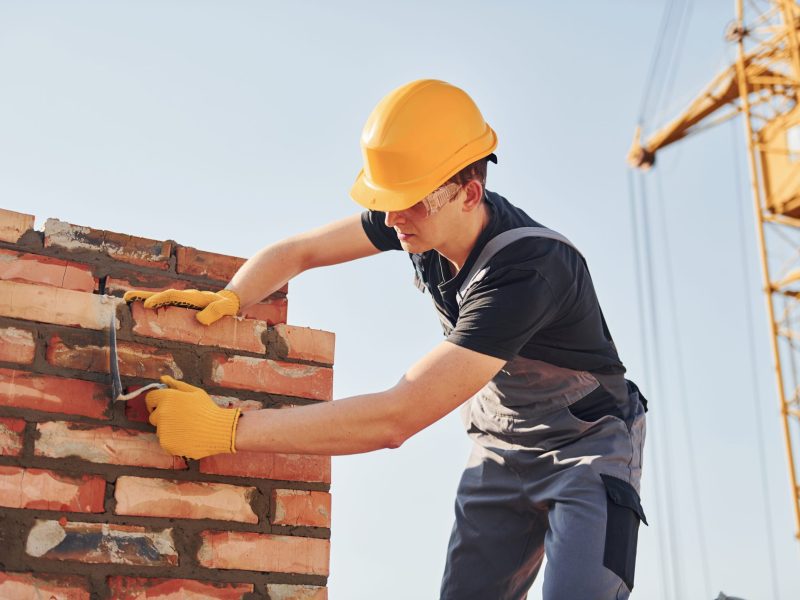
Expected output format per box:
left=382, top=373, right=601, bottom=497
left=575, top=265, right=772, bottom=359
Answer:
left=126, top=79, right=647, bottom=599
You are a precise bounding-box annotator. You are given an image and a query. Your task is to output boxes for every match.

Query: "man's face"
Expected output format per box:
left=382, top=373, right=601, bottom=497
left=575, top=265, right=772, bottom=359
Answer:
left=383, top=184, right=466, bottom=253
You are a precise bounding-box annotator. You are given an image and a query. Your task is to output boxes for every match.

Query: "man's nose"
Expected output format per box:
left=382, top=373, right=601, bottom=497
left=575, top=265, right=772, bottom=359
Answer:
left=384, top=210, right=403, bottom=228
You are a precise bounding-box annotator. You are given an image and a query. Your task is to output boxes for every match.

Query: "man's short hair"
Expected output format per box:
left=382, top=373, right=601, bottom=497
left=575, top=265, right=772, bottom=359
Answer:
left=445, top=154, right=495, bottom=188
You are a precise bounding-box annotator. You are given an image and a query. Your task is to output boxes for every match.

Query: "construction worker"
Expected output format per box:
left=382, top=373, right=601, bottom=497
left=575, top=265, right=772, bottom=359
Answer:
left=125, top=79, right=648, bottom=599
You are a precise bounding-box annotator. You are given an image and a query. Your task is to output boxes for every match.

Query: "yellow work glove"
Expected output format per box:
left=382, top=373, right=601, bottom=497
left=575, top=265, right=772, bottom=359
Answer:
left=123, top=288, right=240, bottom=326
left=145, top=376, right=242, bottom=460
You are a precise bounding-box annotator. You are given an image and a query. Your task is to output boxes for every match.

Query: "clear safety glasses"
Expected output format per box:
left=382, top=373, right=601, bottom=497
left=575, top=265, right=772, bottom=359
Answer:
left=397, top=183, right=464, bottom=220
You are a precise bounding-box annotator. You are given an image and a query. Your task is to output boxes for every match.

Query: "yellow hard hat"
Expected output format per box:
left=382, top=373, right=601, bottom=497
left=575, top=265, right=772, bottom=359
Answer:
left=350, top=79, right=498, bottom=212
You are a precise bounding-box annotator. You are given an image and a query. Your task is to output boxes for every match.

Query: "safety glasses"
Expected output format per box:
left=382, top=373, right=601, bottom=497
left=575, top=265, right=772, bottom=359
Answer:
left=396, top=183, right=464, bottom=220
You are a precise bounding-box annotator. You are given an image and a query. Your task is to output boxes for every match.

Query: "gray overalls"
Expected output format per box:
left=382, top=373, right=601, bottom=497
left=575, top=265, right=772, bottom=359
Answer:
left=439, top=228, right=648, bottom=600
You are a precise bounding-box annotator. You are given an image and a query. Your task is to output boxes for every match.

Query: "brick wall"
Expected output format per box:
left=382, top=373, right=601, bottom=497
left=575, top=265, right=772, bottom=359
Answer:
left=0, top=208, right=333, bottom=600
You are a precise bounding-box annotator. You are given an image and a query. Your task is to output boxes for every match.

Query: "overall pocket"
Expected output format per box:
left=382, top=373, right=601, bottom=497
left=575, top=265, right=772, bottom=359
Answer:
left=600, top=474, right=648, bottom=591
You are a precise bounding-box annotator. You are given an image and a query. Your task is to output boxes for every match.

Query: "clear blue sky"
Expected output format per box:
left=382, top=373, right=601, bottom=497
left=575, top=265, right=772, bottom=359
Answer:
left=2, top=1, right=798, bottom=598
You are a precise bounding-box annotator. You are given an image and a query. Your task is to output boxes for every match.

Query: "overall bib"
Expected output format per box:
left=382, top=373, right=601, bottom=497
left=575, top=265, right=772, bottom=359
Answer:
left=438, top=228, right=648, bottom=600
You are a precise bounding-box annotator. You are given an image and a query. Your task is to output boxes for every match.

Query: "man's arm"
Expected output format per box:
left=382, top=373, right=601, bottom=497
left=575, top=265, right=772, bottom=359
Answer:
left=228, top=214, right=381, bottom=310
left=234, top=341, right=506, bottom=455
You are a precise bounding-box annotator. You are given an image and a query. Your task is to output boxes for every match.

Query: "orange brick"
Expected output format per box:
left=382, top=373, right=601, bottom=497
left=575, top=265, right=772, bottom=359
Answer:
left=0, top=466, right=105, bottom=512
left=0, top=326, right=35, bottom=364
left=0, top=416, right=25, bottom=456
left=0, top=248, right=96, bottom=292
left=197, top=531, right=329, bottom=576
left=176, top=246, right=289, bottom=294
left=34, top=421, right=186, bottom=470
left=44, top=219, right=173, bottom=270
left=241, top=296, right=288, bottom=325
left=132, top=304, right=267, bottom=354
left=210, top=355, right=332, bottom=401
left=176, top=246, right=246, bottom=283
left=105, top=274, right=192, bottom=296
left=272, top=489, right=331, bottom=528
left=273, top=325, right=335, bottom=365
left=46, top=335, right=183, bottom=379
left=267, top=584, right=328, bottom=600
left=0, top=280, right=122, bottom=330
left=26, top=520, right=177, bottom=566
left=199, top=451, right=330, bottom=483
left=0, top=208, right=35, bottom=243
left=0, top=368, right=109, bottom=420
left=124, top=392, right=261, bottom=424
left=115, top=476, right=258, bottom=523
left=108, top=577, right=254, bottom=600
left=0, top=572, right=90, bottom=600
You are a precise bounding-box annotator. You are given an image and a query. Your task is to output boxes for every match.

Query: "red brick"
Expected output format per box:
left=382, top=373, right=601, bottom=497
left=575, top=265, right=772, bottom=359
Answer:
left=0, top=572, right=90, bottom=600
left=273, top=325, right=335, bottom=365
left=46, top=335, right=183, bottom=379
left=210, top=394, right=264, bottom=411
left=108, top=577, right=254, bottom=599
left=0, top=368, right=109, bottom=419
left=176, top=246, right=289, bottom=294
left=197, top=531, right=329, bottom=575
left=199, top=451, right=330, bottom=483
left=105, top=274, right=192, bottom=295
left=0, top=416, right=25, bottom=456
left=0, top=465, right=105, bottom=512
left=0, top=280, right=122, bottom=330
left=0, top=208, right=35, bottom=243
left=0, top=326, right=35, bottom=364
left=242, top=296, right=288, bottom=325
left=44, top=218, right=173, bottom=270
left=124, top=392, right=262, bottom=424
left=210, top=355, right=332, bottom=401
left=267, top=584, right=328, bottom=600
left=176, top=246, right=246, bottom=282
left=35, top=421, right=187, bottom=470
left=0, top=248, right=96, bottom=292
left=109, top=274, right=287, bottom=323
left=124, top=393, right=153, bottom=424
left=115, top=476, right=257, bottom=523
left=272, top=489, right=331, bottom=528
left=26, top=519, right=177, bottom=566
left=132, top=304, right=267, bottom=354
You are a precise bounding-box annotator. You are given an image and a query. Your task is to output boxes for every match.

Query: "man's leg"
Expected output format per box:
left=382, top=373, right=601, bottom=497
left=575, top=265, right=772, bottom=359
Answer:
left=440, top=444, right=548, bottom=600
left=541, top=468, right=644, bottom=600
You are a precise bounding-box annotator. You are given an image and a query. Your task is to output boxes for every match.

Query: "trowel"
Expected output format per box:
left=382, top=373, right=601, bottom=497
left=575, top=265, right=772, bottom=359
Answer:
left=109, top=312, right=166, bottom=402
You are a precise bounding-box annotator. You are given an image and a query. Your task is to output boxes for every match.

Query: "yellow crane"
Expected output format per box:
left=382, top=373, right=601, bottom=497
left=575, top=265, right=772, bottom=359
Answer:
left=629, top=0, right=800, bottom=541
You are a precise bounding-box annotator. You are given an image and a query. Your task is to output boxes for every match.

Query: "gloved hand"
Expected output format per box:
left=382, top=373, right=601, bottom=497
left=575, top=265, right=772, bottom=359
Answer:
left=123, top=288, right=240, bottom=326
left=145, top=376, right=242, bottom=459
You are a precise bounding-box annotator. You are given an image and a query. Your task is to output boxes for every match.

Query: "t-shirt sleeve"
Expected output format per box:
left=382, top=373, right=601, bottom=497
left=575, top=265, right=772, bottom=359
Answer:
left=447, top=267, right=561, bottom=360
left=360, top=210, right=402, bottom=252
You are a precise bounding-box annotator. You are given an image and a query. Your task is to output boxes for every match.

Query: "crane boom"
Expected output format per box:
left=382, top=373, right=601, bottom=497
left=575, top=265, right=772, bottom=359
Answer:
left=630, top=0, right=800, bottom=543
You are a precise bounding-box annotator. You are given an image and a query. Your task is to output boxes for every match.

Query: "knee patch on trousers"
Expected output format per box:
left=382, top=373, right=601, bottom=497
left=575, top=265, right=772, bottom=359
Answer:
left=600, top=474, right=648, bottom=592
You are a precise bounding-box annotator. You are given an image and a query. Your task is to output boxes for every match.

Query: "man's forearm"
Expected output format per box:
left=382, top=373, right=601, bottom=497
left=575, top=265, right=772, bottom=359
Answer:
left=234, top=389, right=410, bottom=456
left=227, top=238, right=304, bottom=309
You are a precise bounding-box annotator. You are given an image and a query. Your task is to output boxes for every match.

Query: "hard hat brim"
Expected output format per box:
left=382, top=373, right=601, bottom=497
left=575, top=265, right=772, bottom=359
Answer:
left=350, top=128, right=498, bottom=212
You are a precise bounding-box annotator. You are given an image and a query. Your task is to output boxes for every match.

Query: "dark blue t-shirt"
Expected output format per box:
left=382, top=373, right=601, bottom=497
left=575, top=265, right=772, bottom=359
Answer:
left=361, top=190, right=625, bottom=375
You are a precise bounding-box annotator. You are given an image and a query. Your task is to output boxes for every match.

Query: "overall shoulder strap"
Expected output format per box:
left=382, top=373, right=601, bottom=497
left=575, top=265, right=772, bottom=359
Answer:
left=456, top=226, right=580, bottom=306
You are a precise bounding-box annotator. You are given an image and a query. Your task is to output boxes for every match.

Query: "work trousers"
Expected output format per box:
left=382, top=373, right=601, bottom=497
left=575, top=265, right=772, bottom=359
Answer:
left=440, top=359, right=647, bottom=600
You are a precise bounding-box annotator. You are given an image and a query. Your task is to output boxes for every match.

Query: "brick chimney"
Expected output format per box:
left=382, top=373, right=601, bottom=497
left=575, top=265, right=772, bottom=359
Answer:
left=0, top=208, right=333, bottom=600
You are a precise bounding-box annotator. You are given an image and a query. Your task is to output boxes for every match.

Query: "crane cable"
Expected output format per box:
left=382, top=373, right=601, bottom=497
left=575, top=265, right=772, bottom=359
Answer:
left=645, top=1, right=714, bottom=594
left=636, top=170, right=685, bottom=600
left=638, top=0, right=690, bottom=127
left=653, top=171, right=713, bottom=600
left=729, top=119, right=781, bottom=600
left=630, top=2, right=706, bottom=598
left=627, top=169, right=674, bottom=600
left=652, top=0, right=694, bottom=128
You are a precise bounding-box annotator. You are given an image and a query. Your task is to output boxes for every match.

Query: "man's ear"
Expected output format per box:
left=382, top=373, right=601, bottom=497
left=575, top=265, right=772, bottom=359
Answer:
left=462, top=180, right=484, bottom=212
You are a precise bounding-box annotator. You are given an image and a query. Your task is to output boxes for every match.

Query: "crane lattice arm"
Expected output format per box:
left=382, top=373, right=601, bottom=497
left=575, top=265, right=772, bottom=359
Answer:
left=628, top=0, right=800, bottom=544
